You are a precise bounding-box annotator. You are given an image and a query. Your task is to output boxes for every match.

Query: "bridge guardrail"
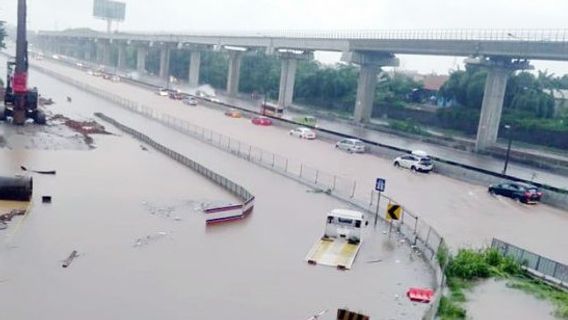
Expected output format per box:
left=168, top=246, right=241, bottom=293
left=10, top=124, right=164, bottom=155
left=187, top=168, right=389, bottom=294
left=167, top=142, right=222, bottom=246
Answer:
left=491, top=238, right=568, bottom=289
left=38, top=29, right=568, bottom=42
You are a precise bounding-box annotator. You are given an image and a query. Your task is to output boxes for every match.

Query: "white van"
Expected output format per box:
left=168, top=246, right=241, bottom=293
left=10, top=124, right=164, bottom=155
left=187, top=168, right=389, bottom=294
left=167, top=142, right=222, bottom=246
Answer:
left=323, top=209, right=366, bottom=244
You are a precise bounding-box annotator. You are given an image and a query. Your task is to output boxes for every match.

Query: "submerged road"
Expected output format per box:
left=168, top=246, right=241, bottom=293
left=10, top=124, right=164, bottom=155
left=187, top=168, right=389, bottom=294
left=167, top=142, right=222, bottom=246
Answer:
left=0, top=56, right=432, bottom=320
left=29, top=57, right=568, bottom=265
left=47, top=53, right=568, bottom=189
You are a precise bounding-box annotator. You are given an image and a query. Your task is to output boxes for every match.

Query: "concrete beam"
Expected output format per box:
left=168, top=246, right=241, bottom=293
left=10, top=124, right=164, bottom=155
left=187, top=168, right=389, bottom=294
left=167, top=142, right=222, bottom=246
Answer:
left=472, top=57, right=532, bottom=151
left=188, top=51, right=201, bottom=88
left=342, top=52, right=400, bottom=123
left=159, top=46, right=171, bottom=81
left=136, top=46, right=148, bottom=74
left=226, top=50, right=244, bottom=96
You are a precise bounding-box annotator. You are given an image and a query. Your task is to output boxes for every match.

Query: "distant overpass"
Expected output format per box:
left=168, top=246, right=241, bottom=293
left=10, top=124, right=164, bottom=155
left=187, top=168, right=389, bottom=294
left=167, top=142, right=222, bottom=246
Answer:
left=34, top=29, right=568, bottom=151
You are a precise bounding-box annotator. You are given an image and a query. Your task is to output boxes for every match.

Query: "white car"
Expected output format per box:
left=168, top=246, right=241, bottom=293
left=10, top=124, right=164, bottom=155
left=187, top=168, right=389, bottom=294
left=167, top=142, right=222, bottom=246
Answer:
left=335, top=138, right=366, bottom=153
left=289, top=127, right=316, bottom=139
left=393, top=152, right=434, bottom=173
left=156, top=88, right=169, bottom=96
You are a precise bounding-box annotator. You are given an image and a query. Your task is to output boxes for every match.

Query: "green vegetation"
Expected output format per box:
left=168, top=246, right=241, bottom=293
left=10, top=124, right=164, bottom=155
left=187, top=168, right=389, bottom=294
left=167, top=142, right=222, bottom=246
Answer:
left=0, top=21, right=6, bottom=49
left=388, top=119, right=430, bottom=136
left=437, top=248, right=568, bottom=320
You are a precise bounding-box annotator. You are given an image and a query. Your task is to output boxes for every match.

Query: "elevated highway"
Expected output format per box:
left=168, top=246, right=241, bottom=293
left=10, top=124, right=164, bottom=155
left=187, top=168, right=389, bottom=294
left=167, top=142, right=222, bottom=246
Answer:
left=34, top=28, right=568, bottom=152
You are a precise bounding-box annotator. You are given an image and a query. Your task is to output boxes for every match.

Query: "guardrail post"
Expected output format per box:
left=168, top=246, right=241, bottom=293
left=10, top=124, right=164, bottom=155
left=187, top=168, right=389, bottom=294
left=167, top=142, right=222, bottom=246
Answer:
left=414, top=217, right=418, bottom=234
left=315, top=170, right=319, bottom=184
left=332, top=175, right=336, bottom=191
left=248, top=146, right=252, bottom=160
left=300, top=164, right=303, bottom=178
left=370, top=190, right=374, bottom=206
left=285, top=159, right=288, bottom=173
left=535, top=256, right=542, bottom=271
left=272, top=154, right=275, bottom=167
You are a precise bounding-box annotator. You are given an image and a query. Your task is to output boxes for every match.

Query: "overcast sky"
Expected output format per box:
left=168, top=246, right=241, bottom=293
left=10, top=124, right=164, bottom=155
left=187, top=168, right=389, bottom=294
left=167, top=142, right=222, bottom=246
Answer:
left=2, top=0, right=568, bottom=74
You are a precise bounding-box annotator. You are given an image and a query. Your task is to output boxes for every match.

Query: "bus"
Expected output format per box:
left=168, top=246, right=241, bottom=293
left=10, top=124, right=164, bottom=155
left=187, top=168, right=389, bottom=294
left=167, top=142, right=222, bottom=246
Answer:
left=260, top=102, right=284, bottom=118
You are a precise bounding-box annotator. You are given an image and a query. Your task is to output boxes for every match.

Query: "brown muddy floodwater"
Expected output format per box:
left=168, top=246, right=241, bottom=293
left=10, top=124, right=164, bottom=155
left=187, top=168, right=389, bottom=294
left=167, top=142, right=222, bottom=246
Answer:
left=466, top=279, right=557, bottom=320
left=0, top=91, right=433, bottom=319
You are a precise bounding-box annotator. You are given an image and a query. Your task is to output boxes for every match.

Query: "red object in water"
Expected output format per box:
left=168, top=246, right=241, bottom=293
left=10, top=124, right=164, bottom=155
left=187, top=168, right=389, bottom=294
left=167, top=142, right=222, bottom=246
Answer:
left=407, top=287, right=434, bottom=303
left=251, top=117, right=273, bottom=126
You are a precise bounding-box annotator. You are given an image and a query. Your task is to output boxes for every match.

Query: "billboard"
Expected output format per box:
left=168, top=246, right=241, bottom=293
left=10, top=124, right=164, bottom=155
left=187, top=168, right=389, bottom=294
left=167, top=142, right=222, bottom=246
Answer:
left=93, top=0, right=126, bottom=21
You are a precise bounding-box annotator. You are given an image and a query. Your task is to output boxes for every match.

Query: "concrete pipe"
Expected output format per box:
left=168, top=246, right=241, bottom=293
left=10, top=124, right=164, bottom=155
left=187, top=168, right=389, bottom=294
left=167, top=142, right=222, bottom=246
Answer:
left=0, top=176, right=33, bottom=201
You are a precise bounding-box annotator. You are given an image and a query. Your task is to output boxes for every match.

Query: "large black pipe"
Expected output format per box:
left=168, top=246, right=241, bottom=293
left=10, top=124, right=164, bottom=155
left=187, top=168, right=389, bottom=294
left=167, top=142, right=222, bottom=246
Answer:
left=0, top=176, right=33, bottom=201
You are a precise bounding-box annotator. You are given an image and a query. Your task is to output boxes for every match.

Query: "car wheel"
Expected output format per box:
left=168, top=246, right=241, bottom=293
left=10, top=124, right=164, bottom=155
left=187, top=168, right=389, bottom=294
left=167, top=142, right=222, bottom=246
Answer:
left=411, top=166, right=417, bottom=172
left=394, top=162, right=400, bottom=167
left=348, top=148, right=354, bottom=154
left=489, top=188, right=496, bottom=195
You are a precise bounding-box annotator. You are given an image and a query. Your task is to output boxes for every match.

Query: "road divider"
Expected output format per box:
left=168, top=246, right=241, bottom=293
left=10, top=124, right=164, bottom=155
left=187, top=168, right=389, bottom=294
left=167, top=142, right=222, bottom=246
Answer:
left=94, top=113, right=255, bottom=226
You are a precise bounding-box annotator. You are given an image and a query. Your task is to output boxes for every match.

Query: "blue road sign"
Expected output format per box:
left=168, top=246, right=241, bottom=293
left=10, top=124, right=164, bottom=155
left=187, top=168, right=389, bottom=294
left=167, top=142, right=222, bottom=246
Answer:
left=375, top=178, right=386, bottom=192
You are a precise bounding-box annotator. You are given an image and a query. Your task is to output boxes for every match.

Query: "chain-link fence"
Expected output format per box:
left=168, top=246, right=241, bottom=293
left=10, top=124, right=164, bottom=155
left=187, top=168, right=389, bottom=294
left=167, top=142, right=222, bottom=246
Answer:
left=492, top=238, right=568, bottom=289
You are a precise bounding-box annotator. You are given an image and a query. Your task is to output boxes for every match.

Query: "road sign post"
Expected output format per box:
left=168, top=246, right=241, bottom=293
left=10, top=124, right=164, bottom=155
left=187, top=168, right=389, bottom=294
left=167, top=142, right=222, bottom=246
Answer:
left=374, top=178, right=386, bottom=227
left=386, top=203, right=402, bottom=237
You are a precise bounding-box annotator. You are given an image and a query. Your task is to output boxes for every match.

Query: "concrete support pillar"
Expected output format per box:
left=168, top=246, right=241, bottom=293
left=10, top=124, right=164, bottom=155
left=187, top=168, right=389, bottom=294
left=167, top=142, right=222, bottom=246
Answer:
left=475, top=68, right=509, bottom=151
left=277, top=58, right=298, bottom=108
left=101, top=42, right=112, bottom=66
left=136, top=46, right=148, bottom=73
left=468, top=57, right=531, bottom=151
left=342, top=51, right=400, bottom=123
left=117, top=44, right=127, bottom=70
left=226, top=50, right=243, bottom=96
left=354, top=64, right=379, bottom=123
left=188, top=51, right=201, bottom=88
left=95, top=43, right=104, bottom=63
left=159, top=46, right=171, bottom=81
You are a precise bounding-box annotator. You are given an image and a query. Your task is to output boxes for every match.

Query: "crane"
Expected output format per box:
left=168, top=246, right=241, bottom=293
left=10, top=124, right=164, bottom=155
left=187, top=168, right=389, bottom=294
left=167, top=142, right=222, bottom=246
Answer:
left=1, top=0, right=46, bottom=125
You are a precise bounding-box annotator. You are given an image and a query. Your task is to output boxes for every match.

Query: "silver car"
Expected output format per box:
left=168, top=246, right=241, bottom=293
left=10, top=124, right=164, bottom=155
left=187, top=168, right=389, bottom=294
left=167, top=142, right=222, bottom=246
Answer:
left=335, top=138, right=366, bottom=153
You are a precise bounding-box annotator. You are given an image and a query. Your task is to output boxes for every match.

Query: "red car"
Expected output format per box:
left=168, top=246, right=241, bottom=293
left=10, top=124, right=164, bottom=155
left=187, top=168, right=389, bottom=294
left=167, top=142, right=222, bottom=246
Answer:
left=251, top=116, right=273, bottom=126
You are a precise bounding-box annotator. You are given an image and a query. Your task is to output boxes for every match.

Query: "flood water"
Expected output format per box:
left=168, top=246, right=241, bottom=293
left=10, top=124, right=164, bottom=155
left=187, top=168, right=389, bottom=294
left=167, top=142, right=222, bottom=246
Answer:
left=30, top=57, right=568, bottom=266
left=0, top=56, right=434, bottom=319
left=466, top=279, right=557, bottom=320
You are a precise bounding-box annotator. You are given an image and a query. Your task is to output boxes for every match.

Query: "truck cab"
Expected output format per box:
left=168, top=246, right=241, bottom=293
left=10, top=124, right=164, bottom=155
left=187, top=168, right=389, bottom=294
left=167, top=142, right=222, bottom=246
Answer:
left=323, top=209, right=366, bottom=244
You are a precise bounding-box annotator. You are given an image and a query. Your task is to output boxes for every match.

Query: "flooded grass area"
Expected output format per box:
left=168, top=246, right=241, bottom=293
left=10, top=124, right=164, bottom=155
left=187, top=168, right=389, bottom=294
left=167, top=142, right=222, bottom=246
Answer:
left=437, top=247, right=568, bottom=319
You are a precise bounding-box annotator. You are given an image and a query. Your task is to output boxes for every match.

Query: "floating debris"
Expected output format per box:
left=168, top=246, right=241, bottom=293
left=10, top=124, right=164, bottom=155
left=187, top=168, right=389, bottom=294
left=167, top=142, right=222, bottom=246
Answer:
left=62, top=250, right=79, bottom=268
left=133, top=231, right=169, bottom=248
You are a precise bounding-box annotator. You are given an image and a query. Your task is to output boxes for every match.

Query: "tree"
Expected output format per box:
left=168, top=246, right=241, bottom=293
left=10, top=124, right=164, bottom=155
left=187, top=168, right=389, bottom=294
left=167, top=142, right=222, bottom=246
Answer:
left=0, top=21, right=6, bottom=49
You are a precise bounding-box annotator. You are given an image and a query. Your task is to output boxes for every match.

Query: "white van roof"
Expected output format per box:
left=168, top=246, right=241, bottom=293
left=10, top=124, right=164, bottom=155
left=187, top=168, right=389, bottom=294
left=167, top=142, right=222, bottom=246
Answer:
left=328, top=209, right=364, bottom=220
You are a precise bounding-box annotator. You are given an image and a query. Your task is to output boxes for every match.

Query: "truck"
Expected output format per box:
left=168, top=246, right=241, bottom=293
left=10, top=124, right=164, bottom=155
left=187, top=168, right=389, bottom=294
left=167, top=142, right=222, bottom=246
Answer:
left=305, top=209, right=367, bottom=270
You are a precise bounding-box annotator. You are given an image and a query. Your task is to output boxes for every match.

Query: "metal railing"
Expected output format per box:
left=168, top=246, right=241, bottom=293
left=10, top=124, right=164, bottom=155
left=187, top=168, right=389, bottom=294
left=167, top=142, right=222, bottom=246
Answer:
left=492, top=238, right=568, bottom=289
left=38, top=29, right=568, bottom=42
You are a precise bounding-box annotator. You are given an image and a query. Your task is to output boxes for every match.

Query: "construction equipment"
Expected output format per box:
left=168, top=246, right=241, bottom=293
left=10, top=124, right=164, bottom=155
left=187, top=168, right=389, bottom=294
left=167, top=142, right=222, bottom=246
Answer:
left=1, top=0, right=46, bottom=125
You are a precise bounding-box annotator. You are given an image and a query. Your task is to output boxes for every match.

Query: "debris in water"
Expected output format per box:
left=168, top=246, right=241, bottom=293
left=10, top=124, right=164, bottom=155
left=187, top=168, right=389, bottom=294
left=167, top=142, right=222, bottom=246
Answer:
left=140, top=145, right=148, bottom=151
left=20, top=165, right=56, bottom=175
left=367, top=258, right=383, bottom=264
left=50, top=114, right=110, bottom=147
left=133, top=231, right=169, bottom=248
left=66, top=96, right=72, bottom=102
left=39, top=96, right=54, bottom=105
left=42, top=196, right=52, bottom=203
left=0, top=209, right=26, bottom=222
left=62, top=250, right=79, bottom=268
left=306, top=188, right=332, bottom=194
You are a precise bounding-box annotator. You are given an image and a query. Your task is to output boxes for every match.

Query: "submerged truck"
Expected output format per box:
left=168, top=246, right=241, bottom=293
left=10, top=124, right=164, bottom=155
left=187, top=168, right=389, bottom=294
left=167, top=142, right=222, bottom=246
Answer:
left=306, top=209, right=367, bottom=270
